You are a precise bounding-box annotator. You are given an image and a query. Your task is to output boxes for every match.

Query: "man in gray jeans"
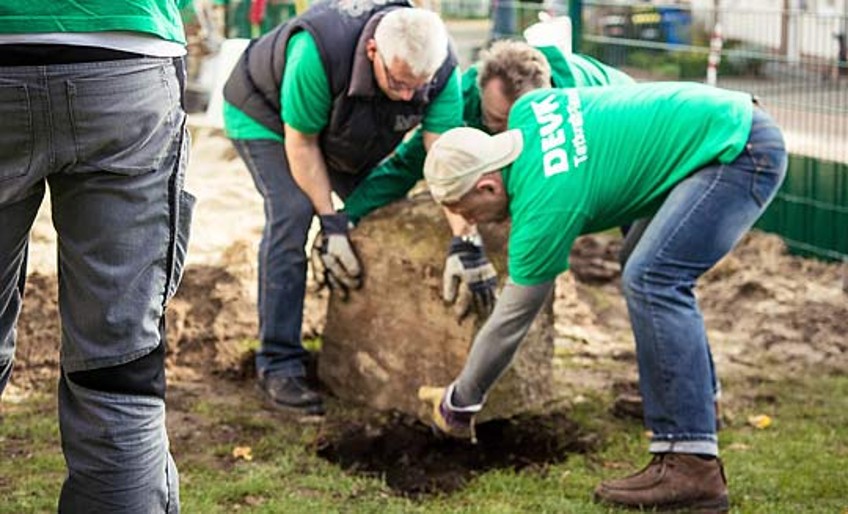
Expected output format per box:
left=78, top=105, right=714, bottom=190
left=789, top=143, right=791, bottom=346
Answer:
left=0, top=1, right=193, bottom=511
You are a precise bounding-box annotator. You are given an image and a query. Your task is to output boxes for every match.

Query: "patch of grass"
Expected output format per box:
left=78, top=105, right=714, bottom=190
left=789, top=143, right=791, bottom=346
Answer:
left=2, top=374, right=847, bottom=513
left=719, top=374, right=848, bottom=512
left=0, top=392, right=63, bottom=514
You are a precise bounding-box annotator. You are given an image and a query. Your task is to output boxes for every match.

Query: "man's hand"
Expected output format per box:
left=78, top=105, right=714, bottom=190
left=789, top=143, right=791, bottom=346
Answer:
left=443, top=235, right=498, bottom=321
left=310, top=213, right=362, bottom=299
left=418, top=384, right=481, bottom=443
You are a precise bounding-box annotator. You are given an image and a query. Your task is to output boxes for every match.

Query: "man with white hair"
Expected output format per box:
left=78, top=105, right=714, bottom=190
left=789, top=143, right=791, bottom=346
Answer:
left=418, top=83, right=788, bottom=512
left=222, top=0, right=462, bottom=415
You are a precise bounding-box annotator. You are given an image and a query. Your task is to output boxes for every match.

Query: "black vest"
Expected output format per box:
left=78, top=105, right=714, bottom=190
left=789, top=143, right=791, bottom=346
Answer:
left=223, top=0, right=457, bottom=176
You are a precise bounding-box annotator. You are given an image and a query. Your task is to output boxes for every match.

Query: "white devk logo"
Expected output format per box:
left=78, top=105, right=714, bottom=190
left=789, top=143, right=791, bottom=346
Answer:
left=530, top=91, right=588, bottom=177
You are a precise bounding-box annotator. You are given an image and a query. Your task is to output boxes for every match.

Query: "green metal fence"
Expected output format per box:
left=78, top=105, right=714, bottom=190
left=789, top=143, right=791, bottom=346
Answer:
left=756, top=156, right=848, bottom=261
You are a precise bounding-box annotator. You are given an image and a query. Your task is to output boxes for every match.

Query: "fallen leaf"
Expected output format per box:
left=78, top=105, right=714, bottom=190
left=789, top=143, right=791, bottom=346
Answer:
left=747, top=414, right=773, bottom=429
left=243, top=495, right=263, bottom=506
left=232, top=446, right=253, bottom=461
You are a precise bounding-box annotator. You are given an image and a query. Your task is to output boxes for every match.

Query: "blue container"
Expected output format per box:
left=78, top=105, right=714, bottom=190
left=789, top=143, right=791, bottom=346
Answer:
left=657, top=7, right=691, bottom=45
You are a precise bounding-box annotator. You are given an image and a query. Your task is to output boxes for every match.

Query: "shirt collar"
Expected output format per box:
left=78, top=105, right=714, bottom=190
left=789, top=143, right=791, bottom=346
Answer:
left=347, top=13, right=384, bottom=97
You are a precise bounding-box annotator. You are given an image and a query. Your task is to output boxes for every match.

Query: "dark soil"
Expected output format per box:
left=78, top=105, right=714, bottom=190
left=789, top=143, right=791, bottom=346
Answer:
left=316, top=410, right=594, bottom=497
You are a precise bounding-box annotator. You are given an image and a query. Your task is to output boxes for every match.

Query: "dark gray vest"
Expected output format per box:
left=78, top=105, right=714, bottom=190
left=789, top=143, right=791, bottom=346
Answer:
left=223, top=0, right=457, bottom=176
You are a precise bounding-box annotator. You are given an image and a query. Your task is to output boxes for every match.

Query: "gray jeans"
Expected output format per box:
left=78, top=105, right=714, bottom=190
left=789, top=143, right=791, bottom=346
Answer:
left=0, top=57, right=193, bottom=512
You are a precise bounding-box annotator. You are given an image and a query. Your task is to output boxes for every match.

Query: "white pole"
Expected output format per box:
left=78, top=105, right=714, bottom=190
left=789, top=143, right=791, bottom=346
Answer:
left=706, top=22, right=723, bottom=86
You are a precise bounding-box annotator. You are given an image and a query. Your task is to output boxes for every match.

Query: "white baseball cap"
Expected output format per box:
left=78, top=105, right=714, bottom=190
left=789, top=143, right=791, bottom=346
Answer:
left=424, top=127, right=524, bottom=203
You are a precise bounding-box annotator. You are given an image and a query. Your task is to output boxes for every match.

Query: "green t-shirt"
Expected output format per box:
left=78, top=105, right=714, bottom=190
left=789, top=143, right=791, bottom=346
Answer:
left=344, top=48, right=633, bottom=222
left=549, top=52, right=635, bottom=89
left=223, top=31, right=329, bottom=141
left=505, top=83, right=753, bottom=286
left=223, top=30, right=463, bottom=141
left=0, top=0, right=188, bottom=44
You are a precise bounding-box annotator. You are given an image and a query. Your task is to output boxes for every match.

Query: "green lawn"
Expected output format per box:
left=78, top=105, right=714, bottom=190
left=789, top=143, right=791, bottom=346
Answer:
left=2, top=373, right=846, bottom=513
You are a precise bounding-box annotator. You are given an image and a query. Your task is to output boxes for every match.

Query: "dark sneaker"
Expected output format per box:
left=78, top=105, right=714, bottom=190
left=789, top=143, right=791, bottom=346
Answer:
left=258, top=375, right=324, bottom=416
left=594, top=453, right=729, bottom=513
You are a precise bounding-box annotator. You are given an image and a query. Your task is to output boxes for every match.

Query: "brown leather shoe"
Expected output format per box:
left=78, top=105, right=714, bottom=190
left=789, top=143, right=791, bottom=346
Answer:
left=594, top=453, right=729, bottom=512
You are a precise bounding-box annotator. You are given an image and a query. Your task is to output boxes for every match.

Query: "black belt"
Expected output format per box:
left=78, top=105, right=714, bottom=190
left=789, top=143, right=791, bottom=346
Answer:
left=0, top=44, right=144, bottom=66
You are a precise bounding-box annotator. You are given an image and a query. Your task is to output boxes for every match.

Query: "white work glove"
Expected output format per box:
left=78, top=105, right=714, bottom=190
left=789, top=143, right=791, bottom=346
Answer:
left=418, top=383, right=482, bottom=443
left=310, top=213, right=362, bottom=299
left=443, top=234, right=498, bottom=321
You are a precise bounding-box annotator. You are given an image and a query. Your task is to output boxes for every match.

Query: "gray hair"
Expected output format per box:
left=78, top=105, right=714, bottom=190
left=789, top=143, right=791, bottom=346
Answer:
left=375, top=8, right=448, bottom=77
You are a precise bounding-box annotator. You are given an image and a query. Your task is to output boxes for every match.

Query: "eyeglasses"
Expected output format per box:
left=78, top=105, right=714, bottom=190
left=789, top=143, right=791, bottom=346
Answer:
left=378, top=50, right=426, bottom=93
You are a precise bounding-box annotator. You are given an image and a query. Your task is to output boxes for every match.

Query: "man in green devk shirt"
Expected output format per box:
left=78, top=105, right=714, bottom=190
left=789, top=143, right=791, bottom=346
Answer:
left=419, top=83, right=788, bottom=512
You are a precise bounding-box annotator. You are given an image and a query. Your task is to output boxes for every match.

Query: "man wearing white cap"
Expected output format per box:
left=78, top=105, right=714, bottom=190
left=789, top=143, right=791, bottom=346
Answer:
left=418, top=82, right=788, bottom=512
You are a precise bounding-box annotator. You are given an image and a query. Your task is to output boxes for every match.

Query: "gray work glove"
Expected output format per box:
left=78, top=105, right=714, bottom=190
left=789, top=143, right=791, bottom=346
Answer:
left=443, top=235, right=498, bottom=321
left=310, top=213, right=362, bottom=299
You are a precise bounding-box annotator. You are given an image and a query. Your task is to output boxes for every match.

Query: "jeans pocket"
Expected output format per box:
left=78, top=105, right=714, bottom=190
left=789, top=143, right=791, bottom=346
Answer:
left=745, top=142, right=783, bottom=208
left=167, top=189, right=196, bottom=303
left=69, top=62, right=180, bottom=175
left=166, top=126, right=195, bottom=304
left=0, top=84, right=33, bottom=182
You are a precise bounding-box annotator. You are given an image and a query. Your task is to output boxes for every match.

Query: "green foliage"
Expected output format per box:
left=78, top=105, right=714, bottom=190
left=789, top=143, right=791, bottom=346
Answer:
left=625, top=50, right=684, bottom=79
left=590, top=38, right=768, bottom=80
left=676, top=50, right=708, bottom=79
left=719, top=39, right=769, bottom=77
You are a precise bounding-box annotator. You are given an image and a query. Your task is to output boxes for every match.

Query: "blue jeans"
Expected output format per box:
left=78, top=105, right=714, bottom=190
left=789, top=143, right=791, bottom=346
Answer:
left=231, top=139, right=360, bottom=380
left=0, top=57, right=193, bottom=512
left=620, top=107, right=787, bottom=456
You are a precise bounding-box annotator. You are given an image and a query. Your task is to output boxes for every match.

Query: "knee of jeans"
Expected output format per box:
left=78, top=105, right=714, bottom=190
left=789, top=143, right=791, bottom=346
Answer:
left=621, top=259, right=648, bottom=299
left=67, top=343, right=165, bottom=399
left=268, top=184, right=313, bottom=223
left=268, top=198, right=314, bottom=244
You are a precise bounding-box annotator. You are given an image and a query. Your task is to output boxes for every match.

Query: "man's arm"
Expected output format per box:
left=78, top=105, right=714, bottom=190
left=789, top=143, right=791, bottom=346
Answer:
left=285, top=124, right=362, bottom=293
left=284, top=125, right=333, bottom=215
left=452, top=278, right=554, bottom=406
